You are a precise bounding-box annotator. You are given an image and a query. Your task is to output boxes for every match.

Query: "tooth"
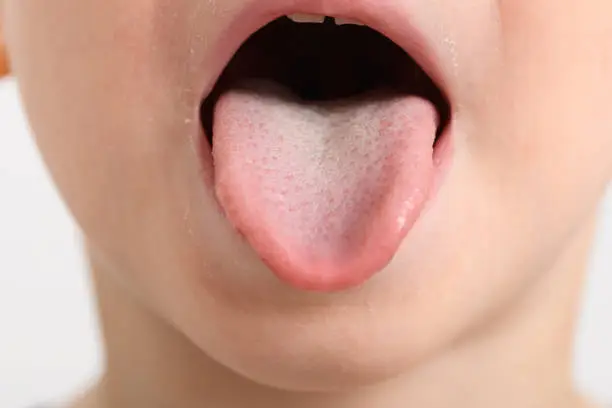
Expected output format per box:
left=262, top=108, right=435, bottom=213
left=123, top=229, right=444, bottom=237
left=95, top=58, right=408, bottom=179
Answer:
left=334, top=18, right=364, bottom=26
left=287, top=14, right=326, bottom=23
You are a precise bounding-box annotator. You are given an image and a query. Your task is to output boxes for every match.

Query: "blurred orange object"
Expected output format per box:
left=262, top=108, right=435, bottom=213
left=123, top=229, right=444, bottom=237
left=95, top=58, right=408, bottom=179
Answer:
left=0, top=35, right=9, bottom=77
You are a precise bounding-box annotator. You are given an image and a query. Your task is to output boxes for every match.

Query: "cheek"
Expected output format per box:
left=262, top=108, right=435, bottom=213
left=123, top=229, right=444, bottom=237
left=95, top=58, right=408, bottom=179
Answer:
left=5, top=0, right=196, bottom=247
left=4, top=0, right=254, bottom=325
left=392, top=1, right=612, bottom=353
left=471, top=0, right=612, bottom=240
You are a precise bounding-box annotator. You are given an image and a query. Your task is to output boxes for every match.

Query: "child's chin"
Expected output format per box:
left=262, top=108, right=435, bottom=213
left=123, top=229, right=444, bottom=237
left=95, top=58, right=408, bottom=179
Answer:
left=175, top=297, right=450, bottom=393
left=206, top=339, right=420, bottom=392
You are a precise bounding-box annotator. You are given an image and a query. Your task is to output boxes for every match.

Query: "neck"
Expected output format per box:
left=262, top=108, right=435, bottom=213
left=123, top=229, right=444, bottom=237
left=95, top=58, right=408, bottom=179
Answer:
left=88, top=218, right=596, bottom=408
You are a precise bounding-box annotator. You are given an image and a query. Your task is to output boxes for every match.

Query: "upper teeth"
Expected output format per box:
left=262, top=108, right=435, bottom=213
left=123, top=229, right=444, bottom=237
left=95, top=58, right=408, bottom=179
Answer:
left=334, top=18, right=364, bottom=26
left=287, top=14, right=364, bottom=26
left=288, top=14, right=326, bottom=23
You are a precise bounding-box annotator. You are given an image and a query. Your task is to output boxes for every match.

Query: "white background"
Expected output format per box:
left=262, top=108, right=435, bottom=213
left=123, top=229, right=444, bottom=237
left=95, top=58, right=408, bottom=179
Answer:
left=0, top=76, right=610, bottom=408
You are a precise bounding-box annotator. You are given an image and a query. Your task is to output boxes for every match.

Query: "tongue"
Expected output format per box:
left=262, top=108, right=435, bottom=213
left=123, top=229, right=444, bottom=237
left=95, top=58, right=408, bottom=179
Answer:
left=213, top=82, right=438, bottom=292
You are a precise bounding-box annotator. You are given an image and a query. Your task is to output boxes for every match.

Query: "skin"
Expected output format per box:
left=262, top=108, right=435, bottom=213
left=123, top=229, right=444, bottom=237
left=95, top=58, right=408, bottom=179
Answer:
left=0, top=1, right=610, bottom=407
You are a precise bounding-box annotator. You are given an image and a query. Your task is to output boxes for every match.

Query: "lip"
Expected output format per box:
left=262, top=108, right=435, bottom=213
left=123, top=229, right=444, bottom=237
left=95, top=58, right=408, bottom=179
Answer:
left=195, top=0, right=451, bottom=114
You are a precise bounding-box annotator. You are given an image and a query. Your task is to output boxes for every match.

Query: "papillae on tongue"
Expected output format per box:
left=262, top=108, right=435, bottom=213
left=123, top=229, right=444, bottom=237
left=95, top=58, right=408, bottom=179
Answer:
left=213, top=82, right=438, bottom=292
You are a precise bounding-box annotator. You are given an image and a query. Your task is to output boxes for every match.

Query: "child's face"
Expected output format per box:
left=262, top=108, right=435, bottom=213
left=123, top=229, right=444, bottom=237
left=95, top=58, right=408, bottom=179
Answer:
left=3, top=0, right=612, bottom=390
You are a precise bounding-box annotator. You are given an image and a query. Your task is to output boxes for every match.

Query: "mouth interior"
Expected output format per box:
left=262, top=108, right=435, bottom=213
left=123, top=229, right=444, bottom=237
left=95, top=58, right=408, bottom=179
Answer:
left=200, top=16, right=450, bottom=144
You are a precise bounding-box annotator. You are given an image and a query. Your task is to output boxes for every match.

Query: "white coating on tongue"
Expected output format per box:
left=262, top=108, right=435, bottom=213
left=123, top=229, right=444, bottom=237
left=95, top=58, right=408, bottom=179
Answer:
left=213, top=83, right=438, bottom=291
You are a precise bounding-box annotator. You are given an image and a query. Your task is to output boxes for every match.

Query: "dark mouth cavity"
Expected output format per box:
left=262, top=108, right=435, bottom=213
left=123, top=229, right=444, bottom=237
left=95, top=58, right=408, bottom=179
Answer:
left=200, top=16, right=451, bottom=145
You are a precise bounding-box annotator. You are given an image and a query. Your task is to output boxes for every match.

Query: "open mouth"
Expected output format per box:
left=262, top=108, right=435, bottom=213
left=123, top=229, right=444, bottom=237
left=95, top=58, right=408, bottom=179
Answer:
left=199, top=13, right=453, bottom=292
left=201, top=16, right=450, bottom=143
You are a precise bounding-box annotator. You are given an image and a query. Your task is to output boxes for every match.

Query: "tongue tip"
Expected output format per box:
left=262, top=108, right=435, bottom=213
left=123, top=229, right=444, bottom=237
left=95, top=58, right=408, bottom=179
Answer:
left=263, top=252, right=390, bottom=293
left=249, top=226, right=410, bottom=293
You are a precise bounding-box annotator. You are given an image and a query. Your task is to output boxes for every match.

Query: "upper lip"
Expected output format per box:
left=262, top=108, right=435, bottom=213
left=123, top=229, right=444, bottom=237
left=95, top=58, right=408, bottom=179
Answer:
left=196, top=0, right=451, bottom=109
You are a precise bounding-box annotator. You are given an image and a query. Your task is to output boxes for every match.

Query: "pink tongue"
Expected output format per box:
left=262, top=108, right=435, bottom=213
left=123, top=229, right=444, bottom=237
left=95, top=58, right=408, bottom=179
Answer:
left=213, top=82, right=438, bottom=292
